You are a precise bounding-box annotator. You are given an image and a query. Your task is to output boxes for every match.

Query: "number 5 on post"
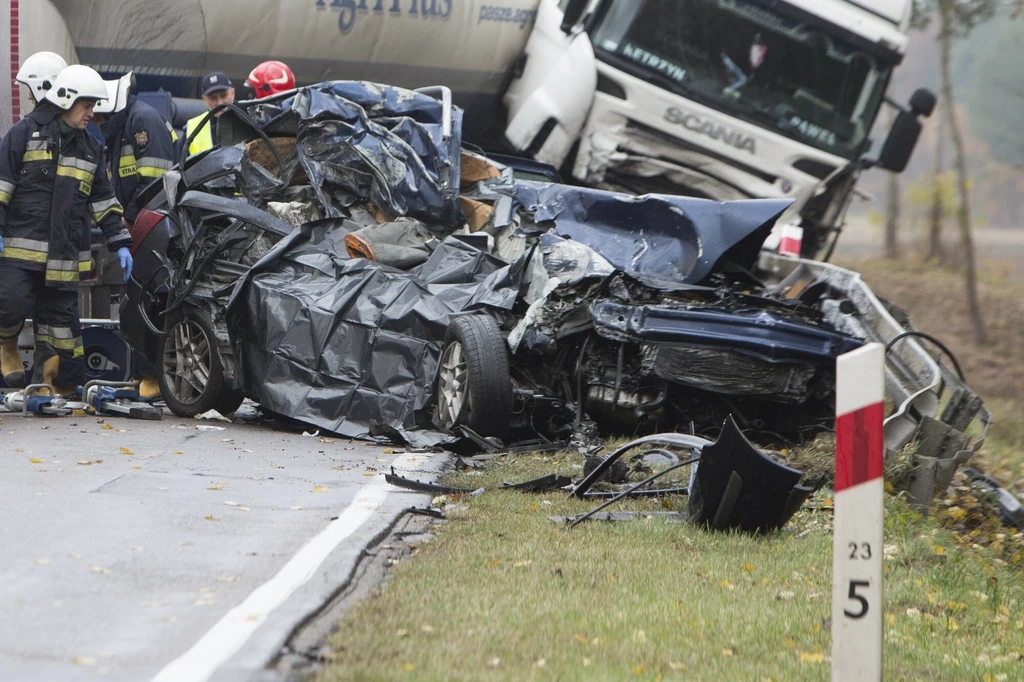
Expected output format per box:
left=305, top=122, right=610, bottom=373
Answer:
left=832, top=344, right=885, bottom=681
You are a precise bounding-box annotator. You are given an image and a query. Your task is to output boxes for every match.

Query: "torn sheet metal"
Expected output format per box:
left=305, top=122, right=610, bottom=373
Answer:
left=226, top=223, right=523, bottom=445
left=233, top=81, right=463, bottom=227
left=384, top=469, right=476, bottom=496
left=687, top=416, right=822, bottom=533
left=513, top=182, right=792, bottom=285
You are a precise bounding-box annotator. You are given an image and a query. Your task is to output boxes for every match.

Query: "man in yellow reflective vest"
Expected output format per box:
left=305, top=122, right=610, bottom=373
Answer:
left=185, top=72, right=235, bottom=156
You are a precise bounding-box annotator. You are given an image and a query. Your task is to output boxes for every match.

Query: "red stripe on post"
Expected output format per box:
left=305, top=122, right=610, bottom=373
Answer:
left=835, top=401, right=884, bottom=492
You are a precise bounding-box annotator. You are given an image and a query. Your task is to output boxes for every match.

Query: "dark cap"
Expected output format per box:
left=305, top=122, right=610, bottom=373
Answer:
left=201, top=71, right=232, bottom=96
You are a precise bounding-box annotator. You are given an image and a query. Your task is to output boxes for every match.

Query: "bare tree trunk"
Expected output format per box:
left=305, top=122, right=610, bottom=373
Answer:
left=885, top=171, right=901, bottom=259
left=927, top=94, right=946, bottom=262
left=939, top=2, right=987, bottom=344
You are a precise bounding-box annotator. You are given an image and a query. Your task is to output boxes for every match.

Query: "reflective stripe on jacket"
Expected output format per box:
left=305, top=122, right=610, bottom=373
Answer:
left=0, top=102, right=132, bottom=288
left=101, top=95, right=176, bottom=224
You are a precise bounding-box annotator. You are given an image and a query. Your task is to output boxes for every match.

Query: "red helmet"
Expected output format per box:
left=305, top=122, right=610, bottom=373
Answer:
left=246, top=60, right=295, bottom=99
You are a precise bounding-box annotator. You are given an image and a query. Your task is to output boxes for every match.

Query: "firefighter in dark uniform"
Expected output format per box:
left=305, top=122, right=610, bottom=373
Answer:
left=0, top=65, right=133, bottom=393
left=91, top=72, right=175, bottom=400
left=93, top=72, right=177, bottom=226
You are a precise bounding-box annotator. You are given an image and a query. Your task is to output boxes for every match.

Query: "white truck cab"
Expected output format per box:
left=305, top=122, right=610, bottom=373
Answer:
left=504, top=0, right=932, bottom=257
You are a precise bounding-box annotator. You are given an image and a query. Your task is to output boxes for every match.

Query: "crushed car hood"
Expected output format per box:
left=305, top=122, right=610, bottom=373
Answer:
left=513, top=182, right=793, bottom=285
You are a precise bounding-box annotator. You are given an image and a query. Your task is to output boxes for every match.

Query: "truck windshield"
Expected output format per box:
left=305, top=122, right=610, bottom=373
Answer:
left=591, top=0, right=895, bottom=159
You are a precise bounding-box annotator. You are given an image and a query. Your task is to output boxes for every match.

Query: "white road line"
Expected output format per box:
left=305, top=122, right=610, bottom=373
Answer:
left=150, top=453, right=428, bottom=682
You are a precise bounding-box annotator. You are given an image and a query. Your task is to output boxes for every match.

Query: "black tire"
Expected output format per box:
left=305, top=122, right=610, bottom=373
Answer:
left=435, top=315, right=513, bottom=440
left=157, top=306, right=232, bottom=418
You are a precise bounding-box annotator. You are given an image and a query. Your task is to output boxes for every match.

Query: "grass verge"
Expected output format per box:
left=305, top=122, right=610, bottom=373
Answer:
left=318, top=450, right=1024, bottom=681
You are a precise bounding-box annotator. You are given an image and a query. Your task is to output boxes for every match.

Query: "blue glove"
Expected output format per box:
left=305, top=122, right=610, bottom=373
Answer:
left=0, top=234, right=4, bottom=253
left=117, top=247, right=133, bottom=282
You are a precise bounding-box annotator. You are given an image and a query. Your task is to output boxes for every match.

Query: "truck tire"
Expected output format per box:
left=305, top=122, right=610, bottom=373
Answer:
left=436, top=315, right=512, bottom=440
left=157, top=306, right=232, bottom=418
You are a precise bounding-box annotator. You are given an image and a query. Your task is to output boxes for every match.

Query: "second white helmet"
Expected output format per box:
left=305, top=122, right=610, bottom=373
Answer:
left=95, top=72, right=135, bottom=115
left=44, top=64, right=108, bottom=110
left=15, top=51, right=67, bottom=101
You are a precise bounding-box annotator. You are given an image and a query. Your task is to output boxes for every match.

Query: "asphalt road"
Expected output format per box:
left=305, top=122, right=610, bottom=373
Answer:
left=0, top=406, right=446, bottom=682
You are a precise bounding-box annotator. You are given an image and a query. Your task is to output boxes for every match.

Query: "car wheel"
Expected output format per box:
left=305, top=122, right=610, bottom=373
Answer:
left=157, top=306, right=231, bottom=418
left=436, top=315, right=512, bottom=440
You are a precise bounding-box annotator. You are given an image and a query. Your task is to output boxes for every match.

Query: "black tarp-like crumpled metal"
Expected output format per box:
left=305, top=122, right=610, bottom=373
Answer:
left=226, top=221, right=524, bottom=446
left=236, top=81, right=463, bottom=227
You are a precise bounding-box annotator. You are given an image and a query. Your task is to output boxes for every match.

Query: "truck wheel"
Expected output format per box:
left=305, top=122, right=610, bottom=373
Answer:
left=157, top=306, right=231, bottom=418
left=436, top=315, right=512, bottom=440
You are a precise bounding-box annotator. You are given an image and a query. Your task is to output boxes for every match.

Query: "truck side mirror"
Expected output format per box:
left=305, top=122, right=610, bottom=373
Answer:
left=876, top=88, right=936, bottom=174
left=560, top=0, right=589, bottom=33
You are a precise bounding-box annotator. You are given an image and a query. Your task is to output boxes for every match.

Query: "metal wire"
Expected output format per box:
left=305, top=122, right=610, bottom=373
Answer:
left=885, top=330, right=965, bottom=381
left=567, top=456, right=701, bottom=530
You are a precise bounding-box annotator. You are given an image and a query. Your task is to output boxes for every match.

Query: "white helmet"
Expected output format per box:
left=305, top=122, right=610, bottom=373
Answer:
left=15, top=51, right=67, bottom=101
left=44, top=65, right=108, bottom=110
left=95, top=72, right=135, bottom=114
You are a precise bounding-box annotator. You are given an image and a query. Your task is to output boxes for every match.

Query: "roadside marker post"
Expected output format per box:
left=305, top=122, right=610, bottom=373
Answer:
left=832, top=343, right=885, bottom=681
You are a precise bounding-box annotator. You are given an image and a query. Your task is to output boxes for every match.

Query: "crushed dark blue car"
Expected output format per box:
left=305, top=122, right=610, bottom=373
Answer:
left=121, top=81, right=870, bottom=448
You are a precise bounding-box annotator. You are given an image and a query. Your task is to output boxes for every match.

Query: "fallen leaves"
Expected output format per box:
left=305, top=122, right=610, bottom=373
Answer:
left=799, top=652, right=825, bottom=664
left=207, top=485, right=224, bottom=491
left=71, top=656, right=97, bottom=666
left=312, top=486, right=328, bottom=493
left=89, top=565, right=111, bottom=575
left=77, top=459, right=103, bottom=465
left=119, top=447, right=134, bottom=455
left=29, top=458, right=42, bottom=464
left=35, top=558, right=50, bottom=566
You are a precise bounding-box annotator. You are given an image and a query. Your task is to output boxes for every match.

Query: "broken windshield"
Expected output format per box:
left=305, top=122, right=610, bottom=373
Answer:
left=591, top=0, right=895, bottom=159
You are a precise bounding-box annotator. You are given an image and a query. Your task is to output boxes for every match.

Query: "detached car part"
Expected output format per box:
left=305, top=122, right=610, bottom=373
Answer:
left=687, top=416, right=822, bottom=533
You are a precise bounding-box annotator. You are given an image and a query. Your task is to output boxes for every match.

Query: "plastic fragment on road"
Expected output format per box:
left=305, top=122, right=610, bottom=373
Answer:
left=195, top=409, right=231, bottom=422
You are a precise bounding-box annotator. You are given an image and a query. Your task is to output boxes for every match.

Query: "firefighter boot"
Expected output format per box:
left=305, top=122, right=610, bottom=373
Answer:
left=1, top=337, right=25, bottom=388
left=38, top=355, right=77, bottom=397
left=138, top=374, right=162, bottom=400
